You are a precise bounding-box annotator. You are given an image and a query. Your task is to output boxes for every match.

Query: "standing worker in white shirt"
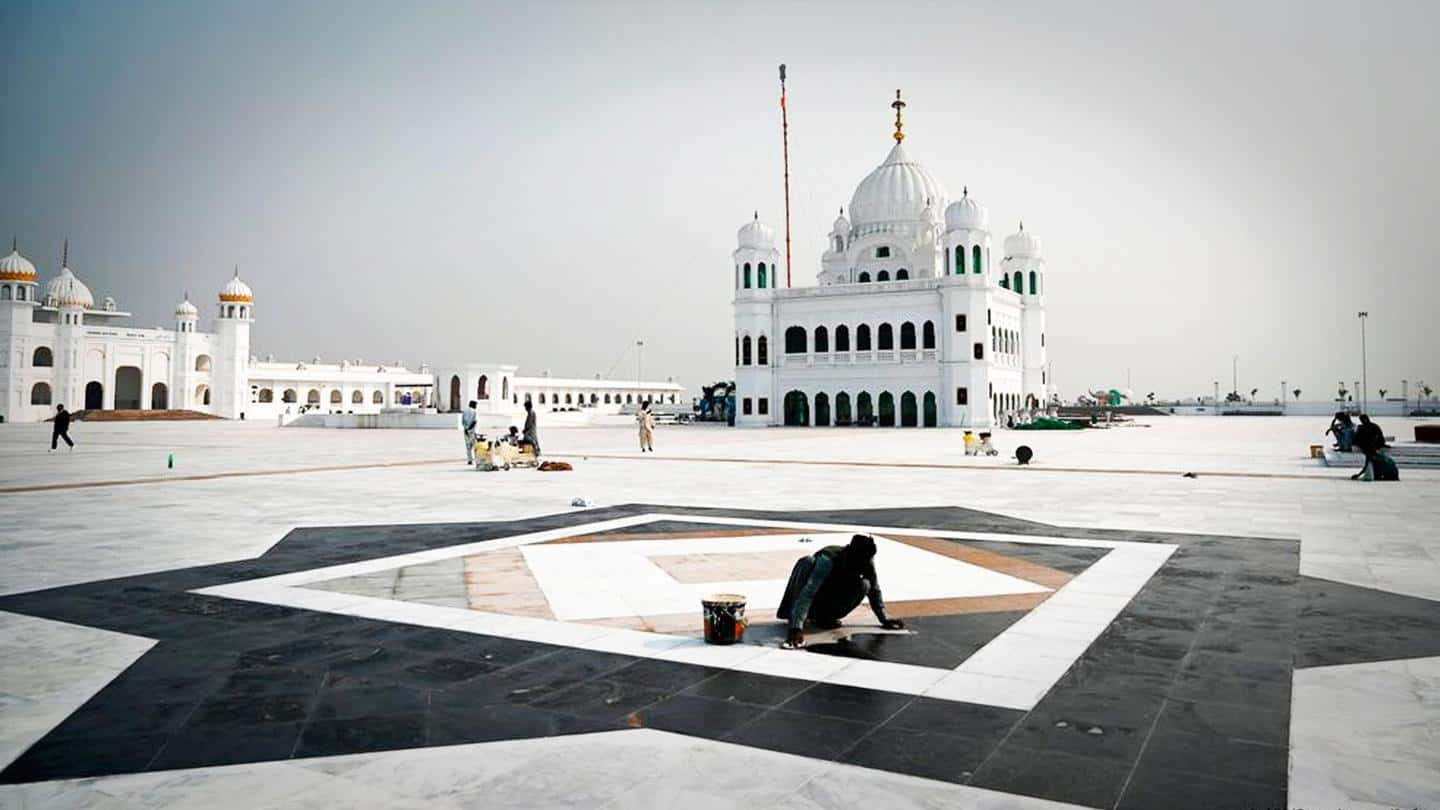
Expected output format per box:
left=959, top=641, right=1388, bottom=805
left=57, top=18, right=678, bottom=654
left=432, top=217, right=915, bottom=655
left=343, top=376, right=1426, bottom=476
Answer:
left=461, top=400, right=478, bottom=465
left=636, top=401, right=656, bottom=452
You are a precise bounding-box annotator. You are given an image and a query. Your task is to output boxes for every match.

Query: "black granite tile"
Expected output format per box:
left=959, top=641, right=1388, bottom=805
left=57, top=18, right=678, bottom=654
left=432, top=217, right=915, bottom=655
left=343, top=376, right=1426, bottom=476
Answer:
left=633, top=694, right=767, bottom=738
left=311, top=682, right=429, bottom=721
left=1005, top=690, right=1163, bottom=764
left=1138, top=727, right=1289, bottom=788
left=47, top=698, right=198, bottom=740
left=148, top=721, right=304, bottom=771
left=1169, top=673, right=1291, bottom=711
left=970, top=745, right=1133, bottom=808
left=607, top=659, right=722, bottom=693
left=188, top=693, right=313, bottom=726
left=1179, top=651, right=1292, bottom=684
left=1118, top=765, right=1287, bottom=809
left=528, top=678, right=668, bottom=721
left=215, top=666, right=326, bottom=697
left=723, top=708, right=877, bottom=761
left=294, top=713, right=427, bottom=758
left=883, top=697, right=1022, bottom=739
left=1152, top=699, right=1289, bottom=748
left=426, top=699, right=617, bottom=746
left=779, top=683, right=914, bottom=724
left=0, top=733, right=168, bottom=783
left=680, top=670, right=812, bottom=707
left=840, top=727, right=999, bottom=783
left=400, top=656, right=501, bottom=686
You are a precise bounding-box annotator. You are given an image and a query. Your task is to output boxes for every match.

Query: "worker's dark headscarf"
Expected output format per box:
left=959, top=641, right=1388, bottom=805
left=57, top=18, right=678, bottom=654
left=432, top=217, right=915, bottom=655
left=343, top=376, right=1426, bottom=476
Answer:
left=840, top=534, right=876, bottom=572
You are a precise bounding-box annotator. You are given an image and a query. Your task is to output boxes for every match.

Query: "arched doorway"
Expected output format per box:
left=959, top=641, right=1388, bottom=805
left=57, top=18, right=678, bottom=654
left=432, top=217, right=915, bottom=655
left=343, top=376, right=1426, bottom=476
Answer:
left=783, top=391, right=809, bottom=426
left=900, top=392, right=918, bottom=427
left=814, top=392, right=831, bottom=426
left=198, top=385, right=212, bottom=407
left=478, top=375, right=489, bottom=400
left=151, top=383, right=169, bottom=410
left=84, top=381, right=103, bottom=410
left=878, top=392, right=896, bottom=427
left=835, top=392, right=852, bottom=425
left=114, top=367, right=142, bottom=410
left=857, top=392, right=874, bottom=425
left=449, top=375, right=461, bottom=411
left=923, top=392, right=938, bottom=427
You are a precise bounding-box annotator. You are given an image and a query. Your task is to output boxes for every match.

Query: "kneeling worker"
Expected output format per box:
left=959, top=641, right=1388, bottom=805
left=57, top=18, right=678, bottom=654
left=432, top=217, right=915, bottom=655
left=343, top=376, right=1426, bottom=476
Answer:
left=777, top=534, right=905, bottom=649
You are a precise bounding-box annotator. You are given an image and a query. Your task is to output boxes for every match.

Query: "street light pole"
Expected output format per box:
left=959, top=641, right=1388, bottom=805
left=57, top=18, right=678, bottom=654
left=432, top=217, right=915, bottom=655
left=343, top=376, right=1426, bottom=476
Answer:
left=1357, top=311, right=1368, bottom=413
left=1232, top=356, right=1238, bottom=402
left=636, top=340, right=644, bottom=402
left=1213, top=380, right=1220, bottom=416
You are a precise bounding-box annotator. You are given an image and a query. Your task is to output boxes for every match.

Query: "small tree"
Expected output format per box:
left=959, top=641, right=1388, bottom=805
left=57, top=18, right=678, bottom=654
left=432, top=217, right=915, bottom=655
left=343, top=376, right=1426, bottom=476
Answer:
left=1292, top=388, right=1301, bottom=400
left=1424, top=384, right=1434, bottom=400
left=1249, top=388, right=1259, bottom=403
left=1378, top=388, right=1388, bottom=399
left=1338, top=384, right=1349, bottom=401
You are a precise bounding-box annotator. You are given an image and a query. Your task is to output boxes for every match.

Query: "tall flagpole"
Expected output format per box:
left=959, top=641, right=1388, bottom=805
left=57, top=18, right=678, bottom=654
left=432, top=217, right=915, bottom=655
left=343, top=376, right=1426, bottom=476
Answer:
left=779, top=64, right=792, bottom=289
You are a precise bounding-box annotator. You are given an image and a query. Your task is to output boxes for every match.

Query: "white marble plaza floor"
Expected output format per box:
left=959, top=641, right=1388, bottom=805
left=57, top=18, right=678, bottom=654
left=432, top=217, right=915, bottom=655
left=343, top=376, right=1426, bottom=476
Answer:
left=0, top=415, right=1437, bottom=808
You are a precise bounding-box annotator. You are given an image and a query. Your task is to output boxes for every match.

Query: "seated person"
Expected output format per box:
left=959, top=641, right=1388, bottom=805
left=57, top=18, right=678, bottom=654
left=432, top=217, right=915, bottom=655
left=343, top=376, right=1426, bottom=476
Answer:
left=978, top=432, right=998, bottom=456
left=776, top=534, right=904, bottom=649
left=507, top=426, right=521, bottom=445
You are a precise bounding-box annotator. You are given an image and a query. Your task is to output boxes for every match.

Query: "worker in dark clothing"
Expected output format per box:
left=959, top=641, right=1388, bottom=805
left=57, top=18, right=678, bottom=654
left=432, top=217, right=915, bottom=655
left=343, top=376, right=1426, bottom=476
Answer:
left=521, top=400, right=541, bottom=456
left=1351, top=414, right=1386, bottom=480
left=777, top=534, right=905, bottom=649
left=51, top=404, right=74, bottom=451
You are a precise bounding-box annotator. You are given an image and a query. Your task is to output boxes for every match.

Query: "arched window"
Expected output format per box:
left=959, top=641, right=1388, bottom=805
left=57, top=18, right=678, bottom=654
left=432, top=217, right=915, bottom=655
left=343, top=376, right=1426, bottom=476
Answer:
left=307, top=389, right=321, bottom=404
left=449, top=375, right=461, bottom=411
left=1030, top=271, right=1038, bottom=294
left=1013, top=272, right=1024, bottom=294
left=877, top=270, right=890, bottom=282
left=835, top=325, right=850, bottom=352
left=742, top=336, right=753, bottom=365
left=833, top=236, right=843, bottom=252
left=151, top=383, right=169, bottom=410
left=814, top=392, right=831, bottom=427
left=352, top=390, right=364, bottom=404
left=757, top=335, right=769, bottom=365
left=923, top=392, right=938, bottom=427
left=783, top=391, right=809, bottom=426
left=85, top=381, right=103, bottom=410
left=857, top=391, right=874, bottom=423
left=758, top=263, right=767, bottom=289
left=922, top=321, right=935, bottom=349
left=1, top=285, right=10, bottom=301
left=878, top=323, right=894, bottom=351
left=562, top=393, right=570, bottom=404
left=30, top=381, right=51, bottom=405
left=201, top=386, right=212, bottom=406
left=735, top=336, right=740, bottom=366
left=814, top=326, right=829, bottom=353
left=539, top=393, right=546, bottom=404
left=835, top=392, right=852, bottom=424
left=259, top=388, right=274, bottom=403
left=856, top=324, right=872, bottom=351
left=858, top=272, right=871, bottom=283
left=955, top=245, right=965, bottom=274
left=785, top=326, right=807, bottom=354
left=477, top=375, right=489, bottom=400
left=32, top=346, right=53, bottom=367
left=900, top=322, right=916, bottom=350
left=373, top=391, right=384, bottom=404
left=973, top=245, right=983, bottom=274
left=1000, top=276, right=1009, bottom=290
left=330, top=390, right=343, bottom=404
left=626, top=394, right=633, bottom=404
left=603, top=393, right=611, bottom=404
left=896, top=268, right=909, bottom=280
left=900, top=392, right=918, bottom=427
left=591, top=393, right=598, bottom=405
left=503, top=378, right=510, bottom=400
left=878, top=391, right=896, bottom=427
left=196, top=354, right=212, bottom=372
left=283, top=388, right=297, bottom=403
left=743, top=263, right=752, bottom=288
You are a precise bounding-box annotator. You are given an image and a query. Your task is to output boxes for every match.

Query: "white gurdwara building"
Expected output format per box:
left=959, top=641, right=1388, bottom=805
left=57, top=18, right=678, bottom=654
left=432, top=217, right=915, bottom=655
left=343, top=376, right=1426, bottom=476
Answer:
left=733, top=92, right=1049, bottom=429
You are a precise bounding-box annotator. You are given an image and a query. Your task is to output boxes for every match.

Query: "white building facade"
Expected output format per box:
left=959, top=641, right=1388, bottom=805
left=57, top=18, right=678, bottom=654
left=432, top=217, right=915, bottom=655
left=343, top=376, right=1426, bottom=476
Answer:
left=0, top=246, right=432, bottom=423
left=732, top=94, right=1050, bottom=429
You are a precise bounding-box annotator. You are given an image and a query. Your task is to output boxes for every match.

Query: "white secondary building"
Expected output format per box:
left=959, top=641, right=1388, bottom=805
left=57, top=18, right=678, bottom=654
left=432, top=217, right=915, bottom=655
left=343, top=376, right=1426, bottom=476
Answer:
left=733, top=92, right=1050, bottom=429
left=0, top=243, right=680, bottom=424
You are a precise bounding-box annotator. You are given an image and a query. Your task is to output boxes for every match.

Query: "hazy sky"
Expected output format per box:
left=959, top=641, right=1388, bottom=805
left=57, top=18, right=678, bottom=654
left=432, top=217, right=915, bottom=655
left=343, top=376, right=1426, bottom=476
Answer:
left=3, top=0, right=1437, bottom=400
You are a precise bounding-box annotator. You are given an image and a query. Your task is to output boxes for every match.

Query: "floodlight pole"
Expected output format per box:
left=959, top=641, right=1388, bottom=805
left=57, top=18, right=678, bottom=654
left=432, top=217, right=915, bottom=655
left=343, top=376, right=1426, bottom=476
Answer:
left=1357, top=311, right=1368, bottom=413
left=779, top=64, right=792, bottom=289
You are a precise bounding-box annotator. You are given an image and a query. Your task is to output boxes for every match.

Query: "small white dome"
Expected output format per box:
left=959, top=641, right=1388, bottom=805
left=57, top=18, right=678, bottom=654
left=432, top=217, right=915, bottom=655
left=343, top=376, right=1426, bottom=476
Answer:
left=945, top=188, right=988, bottom=231
left=1004, top=223, right=1041, bottom=258
left=219, top=270, right=254, bottom=303
left=832, top=209, right=850, bottom=234
left=0, top=242, right=37, bottom=281
left=175, top=296, right=198, bottom=317
left=737, top=214, right=776, bottom=250
left=46, top=266, right=94, bottom=308
left=848, top=142, right=949, bottom=227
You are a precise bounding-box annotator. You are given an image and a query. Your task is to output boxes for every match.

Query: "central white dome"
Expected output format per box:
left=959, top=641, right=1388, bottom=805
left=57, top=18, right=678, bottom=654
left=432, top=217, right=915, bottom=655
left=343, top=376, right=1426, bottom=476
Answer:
left=45, top=267, right=94, bottom=309
left=848, top=142, right=949, bottom=227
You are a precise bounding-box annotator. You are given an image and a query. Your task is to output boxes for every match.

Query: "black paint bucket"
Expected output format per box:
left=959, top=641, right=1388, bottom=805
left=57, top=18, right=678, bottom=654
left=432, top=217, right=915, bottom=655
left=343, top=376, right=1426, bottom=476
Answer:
left=702, top=594, right=747, bottom=645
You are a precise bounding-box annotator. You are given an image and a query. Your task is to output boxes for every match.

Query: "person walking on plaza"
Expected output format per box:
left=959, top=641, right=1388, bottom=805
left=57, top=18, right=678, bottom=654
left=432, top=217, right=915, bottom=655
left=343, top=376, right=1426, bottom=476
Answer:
left=522, top=400, right=541, bottom=457
left=777, top=534, right=905, bottom=649
left=461, top=400, right=478, bottom=465
left=636, top=401, right=656, bottom=452
left=50, top=404, right=74, bottom=451
left=1351, top=414, right=1386, bottom=480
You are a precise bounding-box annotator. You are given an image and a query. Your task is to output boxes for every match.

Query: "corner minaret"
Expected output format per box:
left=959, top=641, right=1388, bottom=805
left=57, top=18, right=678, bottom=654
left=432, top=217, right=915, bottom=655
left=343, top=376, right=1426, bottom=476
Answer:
left=0, top=239, right=41, bottom=422
left=732, top=213, right=779, bottom=425
left=1002, top=223, right=1049, bottom=409
left=213, top=268, right=253, bottom=419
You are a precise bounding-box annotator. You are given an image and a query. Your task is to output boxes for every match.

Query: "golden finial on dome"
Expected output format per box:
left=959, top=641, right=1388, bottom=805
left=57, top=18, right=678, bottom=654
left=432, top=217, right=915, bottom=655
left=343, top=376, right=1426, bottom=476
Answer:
left=891, top=89, right=906, bottom=143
